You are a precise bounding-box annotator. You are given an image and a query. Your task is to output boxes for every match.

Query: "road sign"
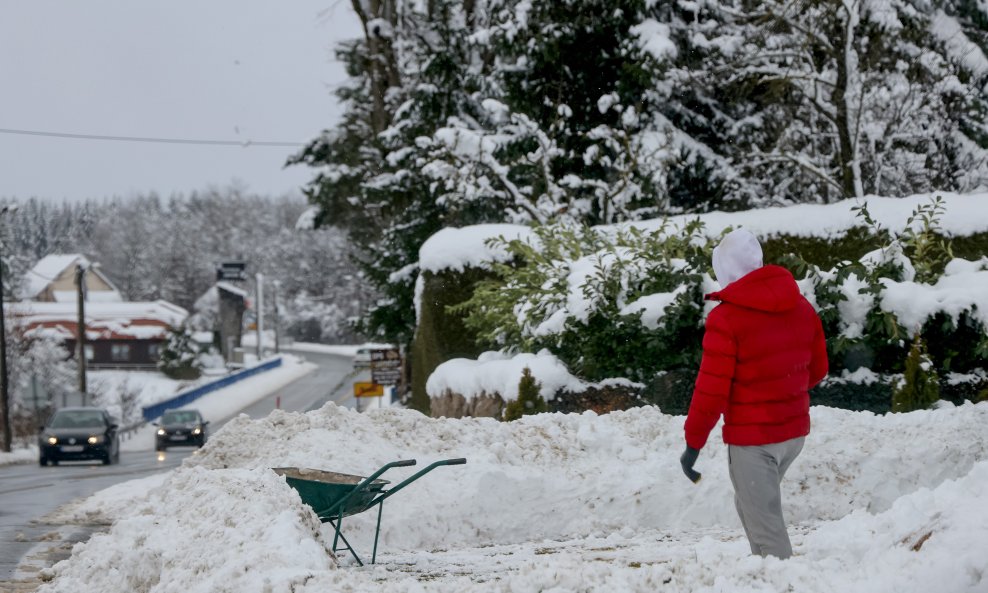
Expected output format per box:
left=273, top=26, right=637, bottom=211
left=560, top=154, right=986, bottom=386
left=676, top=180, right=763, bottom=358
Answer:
left=370, top=348, right=400, bottom=362
left=354, top=382, right=384, bottom=397
left=372, top=367, right=402, bottom=385
left=216, top=261, right=248, bottom=282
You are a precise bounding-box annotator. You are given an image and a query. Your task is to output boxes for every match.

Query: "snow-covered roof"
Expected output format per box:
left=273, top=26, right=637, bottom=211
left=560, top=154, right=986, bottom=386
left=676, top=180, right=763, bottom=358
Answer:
left=215, top=282, right=249, bottom=298
left=51, top=289, right=123, bottom=303
left=10, top=300, right=189, bottom=341
left=20, top=253, right=121, bottom=300
left=20, top=254, right=90, bottom=299
left=419, top=192, right=988, bottom=273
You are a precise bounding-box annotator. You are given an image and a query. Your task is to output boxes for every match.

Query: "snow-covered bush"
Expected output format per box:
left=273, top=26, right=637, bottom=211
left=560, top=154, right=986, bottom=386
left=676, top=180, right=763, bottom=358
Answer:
left=447, top=198, right=988, bottom=412
left=157, top=327, right=203, bottom=380
left=502, top=367, right=547, bottom=421
left=452, top=219, right=719, bottom=383
left=800, top=198, right=988, bottom=378
left=892, top=335, right=940, bottom=413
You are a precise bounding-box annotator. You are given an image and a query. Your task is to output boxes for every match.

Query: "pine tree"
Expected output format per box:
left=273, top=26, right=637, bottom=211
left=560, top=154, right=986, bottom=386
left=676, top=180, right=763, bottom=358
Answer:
left=503, top=367, right=548, bottom=421
left=891, top=334, right=940, bottom=413
left=157, top=327, right=203, bottom=380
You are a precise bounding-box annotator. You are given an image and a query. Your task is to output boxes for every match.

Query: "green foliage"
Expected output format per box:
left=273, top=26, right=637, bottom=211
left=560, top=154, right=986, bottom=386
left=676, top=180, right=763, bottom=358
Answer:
left=891, top=334, right=941, bottom=413
left=451, top=219, right=718, bottom=383
left=157, top=327, right=203, bottom=380
left=502, top=367, right=547, bottom=421
left=899, top=196, right=955, bottom=283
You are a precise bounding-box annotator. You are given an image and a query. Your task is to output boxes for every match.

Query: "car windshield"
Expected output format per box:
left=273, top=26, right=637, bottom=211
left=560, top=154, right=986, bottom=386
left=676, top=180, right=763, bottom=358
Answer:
left=49, top=410, right=105, bottom=429
left=161, top=411, right=200, bottom=424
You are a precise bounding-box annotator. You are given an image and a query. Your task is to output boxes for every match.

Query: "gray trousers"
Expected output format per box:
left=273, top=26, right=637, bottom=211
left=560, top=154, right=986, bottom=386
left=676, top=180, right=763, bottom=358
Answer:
left=728, top=436, right=804, bottom=559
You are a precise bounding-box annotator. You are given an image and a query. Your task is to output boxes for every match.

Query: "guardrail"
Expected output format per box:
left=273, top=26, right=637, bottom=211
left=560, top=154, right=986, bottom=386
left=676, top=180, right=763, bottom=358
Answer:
left=118, top=419, right=147, bottom=441
left=141, top=357, right=284, bottom=422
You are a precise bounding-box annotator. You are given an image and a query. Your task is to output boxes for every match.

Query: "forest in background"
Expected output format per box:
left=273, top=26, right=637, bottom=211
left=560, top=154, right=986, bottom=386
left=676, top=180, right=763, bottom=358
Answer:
left=0, top=187, right=367, bottom=344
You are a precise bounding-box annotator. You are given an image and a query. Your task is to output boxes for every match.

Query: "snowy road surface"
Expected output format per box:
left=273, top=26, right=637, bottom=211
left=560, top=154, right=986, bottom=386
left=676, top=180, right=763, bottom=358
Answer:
left=0, top=349, right=357, bottom=589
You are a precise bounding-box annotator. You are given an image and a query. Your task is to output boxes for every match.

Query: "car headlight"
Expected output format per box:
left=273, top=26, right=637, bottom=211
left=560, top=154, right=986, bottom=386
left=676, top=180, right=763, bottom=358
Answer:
left=157, top=428, right=166, bottom=436
left=88, top=435, right=105, bottom=445
left=193, top=427, right=201, bottom=435
left=47, top=436, right=57, bottom=445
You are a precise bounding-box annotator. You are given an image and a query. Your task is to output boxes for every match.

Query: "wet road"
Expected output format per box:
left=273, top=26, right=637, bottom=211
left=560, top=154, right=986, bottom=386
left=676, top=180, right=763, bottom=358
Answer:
left=0, top=349, right=357, bottom=584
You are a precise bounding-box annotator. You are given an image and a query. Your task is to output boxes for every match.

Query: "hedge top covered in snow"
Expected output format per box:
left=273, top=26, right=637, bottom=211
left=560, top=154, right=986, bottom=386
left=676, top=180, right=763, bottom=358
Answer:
left=418, top=193, right=988, bottom=273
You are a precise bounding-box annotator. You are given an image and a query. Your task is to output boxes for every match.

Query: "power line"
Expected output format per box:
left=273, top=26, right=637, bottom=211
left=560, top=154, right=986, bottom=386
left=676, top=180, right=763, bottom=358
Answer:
left=0, top=127, right=305, bottom=147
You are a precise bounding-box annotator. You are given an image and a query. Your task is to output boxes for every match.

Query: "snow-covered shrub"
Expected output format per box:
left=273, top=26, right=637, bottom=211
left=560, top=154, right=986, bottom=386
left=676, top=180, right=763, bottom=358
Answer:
left=503, top=367, right=547, bottom=421
left=157, top=327, right=203, bottom=380
left=452, top=219, right=719, bottom=383
left=892, top=334, right=940, bottom=413
left=445, top=198, right=988, bottom=415
left=800, top=198, right=988, bottom=378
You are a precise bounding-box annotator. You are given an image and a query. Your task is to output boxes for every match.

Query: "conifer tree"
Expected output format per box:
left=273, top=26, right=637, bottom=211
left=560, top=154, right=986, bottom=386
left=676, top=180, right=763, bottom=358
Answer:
left=503, top=367, right=547, bottom=421
left=891, top=334, right=940, bottom=413
left=157, top=327, right=203, bottom=380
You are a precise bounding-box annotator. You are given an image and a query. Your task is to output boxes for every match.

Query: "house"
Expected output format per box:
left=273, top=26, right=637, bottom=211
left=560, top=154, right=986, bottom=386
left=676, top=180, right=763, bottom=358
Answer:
left=10, top=300, right=189, bottom=369
left=20, top=254, right=123, bottom=303
left=13, top=254, right=187, bottom=369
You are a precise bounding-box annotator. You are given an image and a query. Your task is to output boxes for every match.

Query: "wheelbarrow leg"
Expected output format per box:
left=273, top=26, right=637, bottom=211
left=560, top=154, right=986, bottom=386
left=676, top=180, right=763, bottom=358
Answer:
left=371, top=502, right=385, bottom=564
left=328, top=516, right=364, bottom=567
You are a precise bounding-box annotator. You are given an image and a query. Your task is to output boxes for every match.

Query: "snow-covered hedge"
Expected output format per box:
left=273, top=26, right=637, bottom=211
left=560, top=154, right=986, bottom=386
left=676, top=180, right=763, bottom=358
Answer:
left=414, top=194, right=988, bottom=411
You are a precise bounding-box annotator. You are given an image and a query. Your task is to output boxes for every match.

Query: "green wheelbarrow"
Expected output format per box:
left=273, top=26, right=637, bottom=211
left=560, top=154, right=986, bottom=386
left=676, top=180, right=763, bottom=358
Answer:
left=273, top=458, right=466, bottom=566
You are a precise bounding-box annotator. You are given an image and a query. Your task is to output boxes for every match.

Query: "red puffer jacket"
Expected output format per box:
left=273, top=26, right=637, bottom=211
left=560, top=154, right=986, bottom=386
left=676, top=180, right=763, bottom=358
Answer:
left=684, top=265, right=828, bottom=450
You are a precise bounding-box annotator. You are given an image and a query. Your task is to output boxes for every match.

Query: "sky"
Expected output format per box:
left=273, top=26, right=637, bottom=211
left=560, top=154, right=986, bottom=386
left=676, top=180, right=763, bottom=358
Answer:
left=0, top=1, right=360, bottom=202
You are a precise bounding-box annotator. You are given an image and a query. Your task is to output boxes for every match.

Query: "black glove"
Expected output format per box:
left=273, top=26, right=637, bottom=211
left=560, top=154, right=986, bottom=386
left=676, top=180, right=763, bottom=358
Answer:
left=680, top=446, right=702, bottom=484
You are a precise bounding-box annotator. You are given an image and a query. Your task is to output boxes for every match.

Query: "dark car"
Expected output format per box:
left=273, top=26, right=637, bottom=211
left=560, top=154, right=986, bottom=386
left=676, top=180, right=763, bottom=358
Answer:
left=39, top=407, right=120, bottom=466
left=154, top=409, right=209, bottom=451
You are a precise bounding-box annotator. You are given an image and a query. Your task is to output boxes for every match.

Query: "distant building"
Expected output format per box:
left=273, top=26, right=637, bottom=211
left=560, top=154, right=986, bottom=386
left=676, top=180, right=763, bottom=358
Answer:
left=9, top=301, right=189, bottom=369
left=20, top=254, right=123, bottom=303
left=13, top=254, right=186, bottom=369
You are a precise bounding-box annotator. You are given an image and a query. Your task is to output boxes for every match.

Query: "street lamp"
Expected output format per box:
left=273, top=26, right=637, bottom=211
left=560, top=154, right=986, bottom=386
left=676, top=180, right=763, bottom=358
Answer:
left=0, top=203, right=18, bottom=452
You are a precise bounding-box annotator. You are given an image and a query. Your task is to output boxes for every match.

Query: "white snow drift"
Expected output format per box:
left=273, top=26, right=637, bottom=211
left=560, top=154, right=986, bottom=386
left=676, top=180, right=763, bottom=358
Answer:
left=37, top=400, right=988, bottom=593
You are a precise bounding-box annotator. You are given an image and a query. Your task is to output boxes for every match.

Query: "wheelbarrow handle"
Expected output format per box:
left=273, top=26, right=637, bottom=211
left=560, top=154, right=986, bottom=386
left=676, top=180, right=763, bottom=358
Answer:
left=372, top=458, right=467, bottom=504
left=324, top=459, right=417, bottom=518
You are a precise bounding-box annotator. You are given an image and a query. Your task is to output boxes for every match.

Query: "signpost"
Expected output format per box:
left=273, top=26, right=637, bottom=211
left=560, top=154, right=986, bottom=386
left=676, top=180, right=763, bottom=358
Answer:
left=353, top=347, right=405, bottom=412
left=369, top=348, right=402, bottom=386
left=216, top=261, right=248, bottom=282
left=353, top=382, right=384, bottom=398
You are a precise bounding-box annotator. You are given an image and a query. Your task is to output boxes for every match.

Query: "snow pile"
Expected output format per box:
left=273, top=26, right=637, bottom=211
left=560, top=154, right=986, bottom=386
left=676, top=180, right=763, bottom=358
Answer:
left=38, top=402, right=988, bottom=592
left=38, top=467, right=335, bottom=593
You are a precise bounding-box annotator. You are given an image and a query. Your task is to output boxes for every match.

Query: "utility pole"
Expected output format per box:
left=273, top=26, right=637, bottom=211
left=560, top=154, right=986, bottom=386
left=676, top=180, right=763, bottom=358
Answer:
left=272, top=280, right=280, bottom=354
left=76, top=263, right=88, bottom=403
left=255, top=272, right=264, bottom=359
left=0, top=207, right=10, bottom=452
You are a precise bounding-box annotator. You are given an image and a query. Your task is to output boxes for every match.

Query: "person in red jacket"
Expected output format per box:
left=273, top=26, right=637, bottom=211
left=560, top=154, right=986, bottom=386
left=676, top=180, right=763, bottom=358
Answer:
left=680, top=228, right=828, bottom=559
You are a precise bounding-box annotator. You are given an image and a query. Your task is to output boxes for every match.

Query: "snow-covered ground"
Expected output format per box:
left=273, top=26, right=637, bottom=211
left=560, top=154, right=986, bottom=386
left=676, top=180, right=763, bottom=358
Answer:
left=36, top=400, right=988, bottom=593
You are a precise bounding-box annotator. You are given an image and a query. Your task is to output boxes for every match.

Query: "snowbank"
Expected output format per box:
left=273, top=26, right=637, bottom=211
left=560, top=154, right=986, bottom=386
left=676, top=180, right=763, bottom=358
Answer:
left=38, top=402, right=988, bottom=592
left=39, top=467, right=335, bottom=593
left=426, top=350, right=587, bottom=402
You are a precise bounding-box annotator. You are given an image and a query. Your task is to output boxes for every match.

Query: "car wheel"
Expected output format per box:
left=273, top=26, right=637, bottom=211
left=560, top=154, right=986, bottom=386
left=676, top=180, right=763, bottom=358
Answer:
left=39, top=455, right=48, bottom=467
left=51, top=457, right=59, bottom=466
left=102, top=452, right=112, bottom=465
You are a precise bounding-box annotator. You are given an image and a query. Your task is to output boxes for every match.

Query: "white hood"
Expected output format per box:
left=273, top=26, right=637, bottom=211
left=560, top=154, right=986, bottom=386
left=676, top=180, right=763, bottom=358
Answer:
left=712, top=229, right=763, bottom=288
